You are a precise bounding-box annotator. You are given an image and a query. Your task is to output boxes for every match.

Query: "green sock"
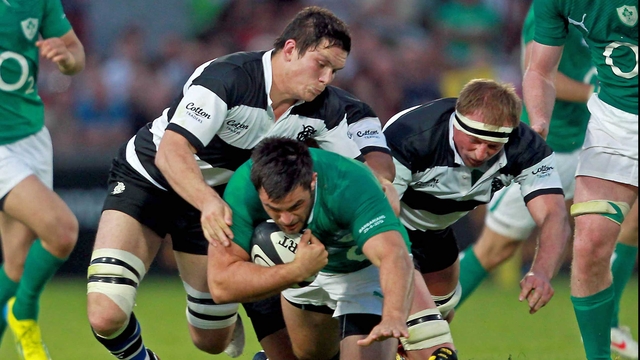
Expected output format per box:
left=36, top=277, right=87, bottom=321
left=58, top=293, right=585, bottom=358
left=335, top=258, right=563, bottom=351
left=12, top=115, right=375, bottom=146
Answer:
left=0, top=266, right=20, bottom=340
left=12, top=240, right=66, bottom=320
left=457, top=246, right=488, bottom=308
left=610, top=242, right=638, bottom=328
left=571, top=285, right=615, bottom=360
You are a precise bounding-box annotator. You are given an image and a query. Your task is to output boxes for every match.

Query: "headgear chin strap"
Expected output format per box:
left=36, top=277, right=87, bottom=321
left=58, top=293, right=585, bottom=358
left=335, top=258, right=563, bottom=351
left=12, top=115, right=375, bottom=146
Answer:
left=453, top=111, right=514, bottom=143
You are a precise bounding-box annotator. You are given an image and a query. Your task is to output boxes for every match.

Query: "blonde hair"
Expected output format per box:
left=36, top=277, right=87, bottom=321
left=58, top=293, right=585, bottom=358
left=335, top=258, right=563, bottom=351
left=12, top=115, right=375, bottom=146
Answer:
left=456, top=79, right=521, bottom=128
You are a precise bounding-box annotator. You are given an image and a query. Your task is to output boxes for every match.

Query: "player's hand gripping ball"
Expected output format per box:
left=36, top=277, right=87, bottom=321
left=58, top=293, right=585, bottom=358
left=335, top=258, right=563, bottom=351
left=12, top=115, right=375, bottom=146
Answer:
left=250, top=220, right=317, bottom=288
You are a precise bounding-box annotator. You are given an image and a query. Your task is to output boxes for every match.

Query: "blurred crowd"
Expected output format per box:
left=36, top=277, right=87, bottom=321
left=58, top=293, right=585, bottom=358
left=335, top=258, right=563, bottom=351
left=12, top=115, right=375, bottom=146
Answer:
left=42, top=0, right=531, bottom=160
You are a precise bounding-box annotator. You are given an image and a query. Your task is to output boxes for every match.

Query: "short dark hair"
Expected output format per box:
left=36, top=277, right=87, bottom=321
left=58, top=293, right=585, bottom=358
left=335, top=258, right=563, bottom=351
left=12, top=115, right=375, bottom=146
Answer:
left=250, top=137, right=314, bottom=201
left=273, top=6, right=351, bottom=57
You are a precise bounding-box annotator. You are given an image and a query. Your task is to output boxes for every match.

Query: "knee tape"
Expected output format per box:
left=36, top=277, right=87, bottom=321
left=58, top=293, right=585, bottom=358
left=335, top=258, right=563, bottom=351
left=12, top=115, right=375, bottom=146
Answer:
left=432, top=283, right=461, bottom=319
left=571, top=200, right=630, bottom=225
left=400, top=308, right=453, bottom=351
left=87, top=249, right=146, bottom=315
left=183, top=281, right=239, bottom=330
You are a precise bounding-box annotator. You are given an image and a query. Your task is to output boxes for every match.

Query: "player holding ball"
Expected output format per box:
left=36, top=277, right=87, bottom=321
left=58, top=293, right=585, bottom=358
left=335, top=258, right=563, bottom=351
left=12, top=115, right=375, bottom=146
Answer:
left=207, top=137, right=457, bottom=360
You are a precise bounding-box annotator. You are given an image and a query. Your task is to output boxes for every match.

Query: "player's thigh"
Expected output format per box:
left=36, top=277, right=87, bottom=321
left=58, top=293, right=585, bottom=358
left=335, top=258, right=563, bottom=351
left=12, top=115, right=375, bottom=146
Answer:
left=93, top=210, right=163, bottom=268
left=281, top=298, right=339, bottom=359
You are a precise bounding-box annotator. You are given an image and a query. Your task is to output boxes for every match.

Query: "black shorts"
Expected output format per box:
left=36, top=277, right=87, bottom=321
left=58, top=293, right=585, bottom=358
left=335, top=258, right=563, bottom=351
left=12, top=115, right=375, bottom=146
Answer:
left=407, top=227, right=459, bottom=273
left=102, top=146, right=223, bottom=255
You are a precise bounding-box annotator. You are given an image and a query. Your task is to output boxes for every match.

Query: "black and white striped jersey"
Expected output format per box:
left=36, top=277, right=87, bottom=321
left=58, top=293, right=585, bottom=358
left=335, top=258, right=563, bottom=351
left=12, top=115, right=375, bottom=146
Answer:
left=124, top=50, right=389, bottom=190
left=383, top=98, right=564, bottom=231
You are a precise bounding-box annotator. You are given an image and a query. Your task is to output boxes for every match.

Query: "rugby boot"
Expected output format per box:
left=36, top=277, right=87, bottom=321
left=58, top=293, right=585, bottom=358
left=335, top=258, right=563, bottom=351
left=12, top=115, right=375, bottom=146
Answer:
left=4, top=297, right=51, bottom=360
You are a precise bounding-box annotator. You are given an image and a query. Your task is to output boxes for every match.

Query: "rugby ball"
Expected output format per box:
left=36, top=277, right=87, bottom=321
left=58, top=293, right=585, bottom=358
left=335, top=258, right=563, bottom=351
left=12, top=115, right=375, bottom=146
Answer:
left=250, top=220, right=317, bottom=288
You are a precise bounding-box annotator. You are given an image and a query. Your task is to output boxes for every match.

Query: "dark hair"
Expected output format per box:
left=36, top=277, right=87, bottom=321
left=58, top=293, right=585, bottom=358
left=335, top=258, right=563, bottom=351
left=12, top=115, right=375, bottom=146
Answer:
left=273, top=6, right=351, bottom=57
left=456, top=79, right=522, bottom=128
left=250, top=137, right=314, bottom=201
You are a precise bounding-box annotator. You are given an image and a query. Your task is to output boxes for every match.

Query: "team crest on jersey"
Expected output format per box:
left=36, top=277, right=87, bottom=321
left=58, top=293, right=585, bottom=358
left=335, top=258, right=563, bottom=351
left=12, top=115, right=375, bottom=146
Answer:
left=111, top=182, right=126, bottom=195
left=21, top=18, right=39, bottom=41
left=296, top=125, right=317, bottom=141
left=617, top=5, right=638, bottom=27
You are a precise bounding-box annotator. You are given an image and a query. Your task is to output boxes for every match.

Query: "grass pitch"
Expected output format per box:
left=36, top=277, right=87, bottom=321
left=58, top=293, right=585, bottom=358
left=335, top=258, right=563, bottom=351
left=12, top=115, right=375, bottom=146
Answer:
left=0, top=274, right=636, bottom=360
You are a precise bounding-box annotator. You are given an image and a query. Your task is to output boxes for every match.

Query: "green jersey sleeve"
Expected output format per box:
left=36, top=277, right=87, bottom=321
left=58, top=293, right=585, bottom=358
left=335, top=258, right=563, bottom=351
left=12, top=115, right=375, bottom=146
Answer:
left=533, top=0, right=568, bottom=46
left=42, top=0, right=72, bottom=39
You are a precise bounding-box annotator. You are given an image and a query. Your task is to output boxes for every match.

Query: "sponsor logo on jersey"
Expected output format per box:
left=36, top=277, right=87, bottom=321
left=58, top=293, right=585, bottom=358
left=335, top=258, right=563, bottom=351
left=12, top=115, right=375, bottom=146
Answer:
left=185, top=102, right=211, bottom=122
left=532, top=165, right=553, bottom=178
left=21, top=18, right=39, bottom=41
left=225, top=120, right=249, bottom=134
left=356, top=129, right=379, bottom=138
left=296, top=125, right=317, bottom=141
left=617, top=6, right=638, bottom=27
left=111, top=182, right=125, bottom=195
left=414, top=178, right=440, bottom=188
left=568, top=14, right=589, bottom=33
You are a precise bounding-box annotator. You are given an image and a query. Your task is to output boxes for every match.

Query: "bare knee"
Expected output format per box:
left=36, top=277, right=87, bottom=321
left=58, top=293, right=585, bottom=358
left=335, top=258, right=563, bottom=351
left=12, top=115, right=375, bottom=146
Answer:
left=87, top=293, right=129, bottom=337
left=188, top=326, right=232, bottom=354
left=42, top=211, right=78, bottom=258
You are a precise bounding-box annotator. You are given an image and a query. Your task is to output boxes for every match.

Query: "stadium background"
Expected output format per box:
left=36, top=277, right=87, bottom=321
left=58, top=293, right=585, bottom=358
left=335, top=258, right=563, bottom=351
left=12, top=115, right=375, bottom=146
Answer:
left=0, top=0, right=637, bottom=359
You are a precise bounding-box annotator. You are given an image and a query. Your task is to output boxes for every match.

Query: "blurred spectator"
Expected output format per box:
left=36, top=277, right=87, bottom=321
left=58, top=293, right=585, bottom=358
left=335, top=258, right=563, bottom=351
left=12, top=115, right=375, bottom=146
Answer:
left=74, top=55, right=131, bottom=149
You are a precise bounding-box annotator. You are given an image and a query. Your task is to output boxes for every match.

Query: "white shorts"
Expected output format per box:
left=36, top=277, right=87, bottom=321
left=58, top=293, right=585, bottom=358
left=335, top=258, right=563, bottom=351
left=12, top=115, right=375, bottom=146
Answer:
left=0, top=128, right=53, bottom=200
left=485, top=149, right=580, bottom=240
left=282, top=265, right=383, bottom=317
left=577, top=94, right=638, bottom=187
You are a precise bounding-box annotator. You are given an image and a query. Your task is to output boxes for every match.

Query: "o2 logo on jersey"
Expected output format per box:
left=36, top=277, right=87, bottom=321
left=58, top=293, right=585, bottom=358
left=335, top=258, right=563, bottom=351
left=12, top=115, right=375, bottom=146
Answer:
left=603, top=42, right=638, bottom=79
left=0, top=51, right=34, bottom=93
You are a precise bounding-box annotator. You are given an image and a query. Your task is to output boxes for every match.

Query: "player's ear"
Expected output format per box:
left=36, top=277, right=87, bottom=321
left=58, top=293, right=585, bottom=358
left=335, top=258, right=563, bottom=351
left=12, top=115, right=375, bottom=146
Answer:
left=310, top=173, right=318, bottom=192
left=283, top=39, right=297, bottom=61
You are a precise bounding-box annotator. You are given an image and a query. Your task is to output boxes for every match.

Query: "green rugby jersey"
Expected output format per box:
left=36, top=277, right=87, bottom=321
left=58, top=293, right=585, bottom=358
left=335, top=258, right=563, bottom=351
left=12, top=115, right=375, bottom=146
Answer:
left=224, top=148, right=411, bottom=274
left=0, top=0, right=71, bottom=144
left=522, top=5, right=594, bottom=153
left=533, top=0, right=638, bottom=114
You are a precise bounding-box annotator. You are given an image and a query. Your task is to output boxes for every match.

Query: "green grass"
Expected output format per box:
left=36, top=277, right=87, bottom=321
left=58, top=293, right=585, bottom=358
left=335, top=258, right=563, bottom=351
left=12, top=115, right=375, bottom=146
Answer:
left=0, top=274, right=636, bottom=360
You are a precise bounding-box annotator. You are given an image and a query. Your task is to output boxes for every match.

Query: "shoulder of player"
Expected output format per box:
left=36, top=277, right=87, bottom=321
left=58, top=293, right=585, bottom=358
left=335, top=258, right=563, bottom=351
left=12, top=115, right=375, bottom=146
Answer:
left=194, top=51, right=265, bottom=87
left=292, top=86, right=375, bottom=128
left=384, top=98, right=456, bottom=168
left=503, top=123, right=554, bottom=168
left=310, top=148, right=369, bottom=176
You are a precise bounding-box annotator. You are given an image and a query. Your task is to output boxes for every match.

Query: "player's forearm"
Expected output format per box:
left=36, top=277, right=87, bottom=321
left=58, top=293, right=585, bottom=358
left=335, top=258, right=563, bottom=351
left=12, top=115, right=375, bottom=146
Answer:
left=380, top=252, right=414, bottom=321
left=523, top=69, right=556, bottom=138
left=208, top=262, right=303, bottom=303
left=530, top=214, right=570, bottom=279
left=156, top=138, right=220, bottom=211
